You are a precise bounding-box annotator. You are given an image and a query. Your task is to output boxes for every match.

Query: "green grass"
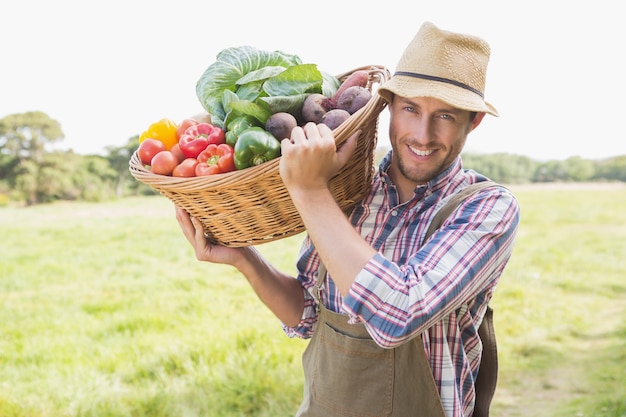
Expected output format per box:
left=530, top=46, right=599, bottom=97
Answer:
left=1, top=184, right=625, bottom=416
left=490, top=184, right=626, bottom=417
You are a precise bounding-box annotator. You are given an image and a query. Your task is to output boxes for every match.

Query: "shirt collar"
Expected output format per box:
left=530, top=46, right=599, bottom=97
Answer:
left=426, top=157, right=463, bottom=193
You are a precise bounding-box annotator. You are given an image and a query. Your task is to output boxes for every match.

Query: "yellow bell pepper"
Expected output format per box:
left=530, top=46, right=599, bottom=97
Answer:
left=139, top=118, right=178, bottom=150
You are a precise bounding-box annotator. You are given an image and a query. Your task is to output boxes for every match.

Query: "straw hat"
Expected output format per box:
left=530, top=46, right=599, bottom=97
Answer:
left=378, top=21, right=498, bottom=116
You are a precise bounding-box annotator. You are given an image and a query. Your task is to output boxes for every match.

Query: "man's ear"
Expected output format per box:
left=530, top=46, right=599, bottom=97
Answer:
left=470, top=112, right=486, bottom=131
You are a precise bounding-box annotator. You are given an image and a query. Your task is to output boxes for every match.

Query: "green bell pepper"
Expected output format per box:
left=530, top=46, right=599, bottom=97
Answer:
left=233, top=127, right=281, bottom=170
left=225, top=115, right=259, bottom=147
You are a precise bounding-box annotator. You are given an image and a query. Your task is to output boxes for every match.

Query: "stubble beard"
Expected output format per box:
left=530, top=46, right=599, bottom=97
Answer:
left=395, top=150, right=444, bottom=185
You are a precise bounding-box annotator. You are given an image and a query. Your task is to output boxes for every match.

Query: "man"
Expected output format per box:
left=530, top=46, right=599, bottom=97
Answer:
left=176, top=21, right=520, bottom=417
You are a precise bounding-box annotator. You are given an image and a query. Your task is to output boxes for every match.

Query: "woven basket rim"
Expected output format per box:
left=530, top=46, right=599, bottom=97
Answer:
left=129, top=65, right=389, bottom=183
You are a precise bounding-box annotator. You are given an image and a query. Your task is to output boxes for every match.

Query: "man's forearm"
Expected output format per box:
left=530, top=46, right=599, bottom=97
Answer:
left=236, top=247, right=306, bottom=327
left=289, top=188, right=376, bottom=296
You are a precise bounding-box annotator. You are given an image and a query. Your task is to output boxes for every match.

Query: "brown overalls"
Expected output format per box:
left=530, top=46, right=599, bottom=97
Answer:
left=296, top=182, right=502, bottom=416
left=295, top=268, right=447, bottom=417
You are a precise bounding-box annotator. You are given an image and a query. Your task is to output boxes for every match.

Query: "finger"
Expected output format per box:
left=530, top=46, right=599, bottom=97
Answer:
left=190, top=216, right=208, bottom=246
left=280, top=137, right=292, bottom=154
left=316, top=122, right=333, bottom=137
left=290, top=126, right=306, bottom=145
left=316, top=123, right=338, bottom=148
left=175, top=206, right=189, bottom=224
left=175, top=207, right=195, bottom=241
left=303, top=122, right=323, bottom=140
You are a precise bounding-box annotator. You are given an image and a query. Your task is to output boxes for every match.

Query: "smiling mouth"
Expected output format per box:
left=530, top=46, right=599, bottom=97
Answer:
left=408, top=145, right=435, bottom=156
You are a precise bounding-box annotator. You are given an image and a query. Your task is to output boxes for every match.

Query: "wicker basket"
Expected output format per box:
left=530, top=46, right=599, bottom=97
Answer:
left=129, top=65, right=390, bottom=247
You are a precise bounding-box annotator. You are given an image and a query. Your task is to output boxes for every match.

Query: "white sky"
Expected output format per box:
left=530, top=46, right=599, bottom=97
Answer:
left=1, top=1, right=624, bottom=161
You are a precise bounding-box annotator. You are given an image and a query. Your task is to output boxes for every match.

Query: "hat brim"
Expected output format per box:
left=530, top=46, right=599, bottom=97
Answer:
left=378, top=75, right=499, bottom=117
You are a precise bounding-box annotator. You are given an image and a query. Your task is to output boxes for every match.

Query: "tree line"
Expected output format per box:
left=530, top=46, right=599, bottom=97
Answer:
left=1, top=111, right=625, bottom=206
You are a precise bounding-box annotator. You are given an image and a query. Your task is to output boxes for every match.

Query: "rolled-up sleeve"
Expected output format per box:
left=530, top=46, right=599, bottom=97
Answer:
left=282, top=285, right=318, bottom=339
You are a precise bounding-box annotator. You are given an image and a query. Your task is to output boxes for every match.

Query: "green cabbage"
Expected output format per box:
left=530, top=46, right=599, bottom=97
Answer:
left=195, top=45, right=340, bottom=128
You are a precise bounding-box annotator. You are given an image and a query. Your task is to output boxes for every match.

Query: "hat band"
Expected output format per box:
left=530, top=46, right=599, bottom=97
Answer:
left=394, top=71, right=484, bottom=98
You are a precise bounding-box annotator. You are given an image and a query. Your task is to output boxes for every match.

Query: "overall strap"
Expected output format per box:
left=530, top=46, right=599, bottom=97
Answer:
left=424, top=181, right=498, bottom=240
left=424, top=180, right=499, bottom=417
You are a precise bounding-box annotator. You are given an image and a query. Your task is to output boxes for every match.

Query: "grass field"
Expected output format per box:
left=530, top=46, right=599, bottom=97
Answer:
left=1, top=183, right=625, bottom=416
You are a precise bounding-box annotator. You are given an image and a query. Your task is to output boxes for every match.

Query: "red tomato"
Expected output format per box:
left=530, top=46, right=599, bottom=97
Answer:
left=150, top=150, right=179, bottom=175
left=138, top=138, right=167, bottom=165
left=172, top=158, right=199, bottom=177
left=170, top=143, right=185, bottom=163
left=176, top=119, right=199, bottom=140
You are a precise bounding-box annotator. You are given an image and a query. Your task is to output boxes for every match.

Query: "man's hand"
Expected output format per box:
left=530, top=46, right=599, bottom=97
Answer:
left=279, top=122, right=359, bottom=196
left=175, top=206, right=244, bottom=266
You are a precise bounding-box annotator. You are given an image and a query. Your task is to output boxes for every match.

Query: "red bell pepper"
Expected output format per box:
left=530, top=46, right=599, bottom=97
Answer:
left=178, top=122, right=226, bottom=159
left=195, top=143, right=236, bottom=176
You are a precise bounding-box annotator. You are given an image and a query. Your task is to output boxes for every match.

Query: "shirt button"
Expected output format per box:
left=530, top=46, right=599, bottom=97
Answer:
left=391, top=210, right=398, bottom=216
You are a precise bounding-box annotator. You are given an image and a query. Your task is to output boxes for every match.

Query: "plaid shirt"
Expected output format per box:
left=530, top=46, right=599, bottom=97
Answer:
left=284, top=153, right=520, bottom=417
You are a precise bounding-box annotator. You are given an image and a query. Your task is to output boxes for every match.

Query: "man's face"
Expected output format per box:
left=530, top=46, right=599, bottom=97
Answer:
left=387, top=96, right=483, bottom=191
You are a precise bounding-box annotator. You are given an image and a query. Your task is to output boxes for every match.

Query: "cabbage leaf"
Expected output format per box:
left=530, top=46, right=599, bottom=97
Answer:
left=196, top=45, right=339, bottom=128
